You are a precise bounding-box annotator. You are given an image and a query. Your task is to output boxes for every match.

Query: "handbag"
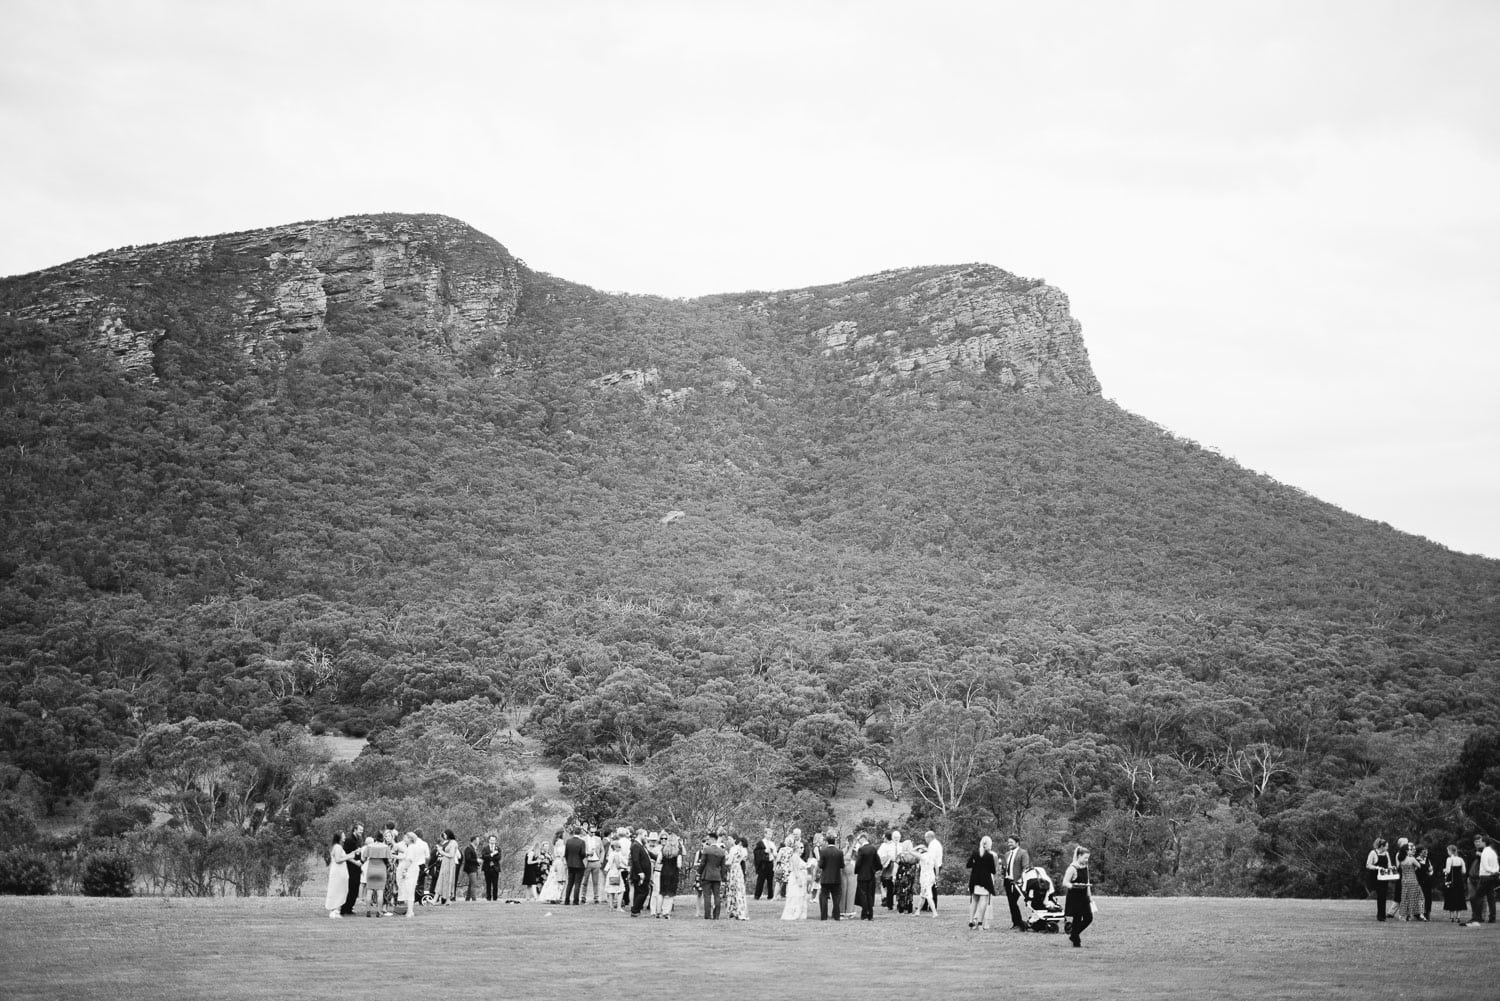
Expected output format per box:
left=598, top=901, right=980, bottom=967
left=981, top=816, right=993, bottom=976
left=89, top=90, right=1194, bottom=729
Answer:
left=1376, top=867, right=1400, bottom=881
left=1090, top=899, right=1099, bottom=913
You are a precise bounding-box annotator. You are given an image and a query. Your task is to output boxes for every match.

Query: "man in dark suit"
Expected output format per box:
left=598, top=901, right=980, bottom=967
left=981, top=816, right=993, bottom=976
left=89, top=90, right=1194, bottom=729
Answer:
left=1002, top=835, right=1030, bottom=930
left=854, top=833, right=881, bottom=920
left=563, top=826, right=587, bottom=905
left=818, top=828, right=845, bottom=920
left=628, top=828, right=653, bottom=916
left=753, top=828, right=776, bottom=900
left=340, top=822, right=364, bottom=916
left=698, top=832, right=727, bottom=919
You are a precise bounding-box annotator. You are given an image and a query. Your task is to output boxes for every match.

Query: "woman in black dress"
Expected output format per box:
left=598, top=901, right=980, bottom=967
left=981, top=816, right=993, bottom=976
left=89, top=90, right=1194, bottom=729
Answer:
left=1365, top=837, right=1395, bottom=921
left=658, top=831, right=681, bottom=919
left=1062, top=846, right=1093, bottom=947
left=1441, top=844, right=1469, bottom=921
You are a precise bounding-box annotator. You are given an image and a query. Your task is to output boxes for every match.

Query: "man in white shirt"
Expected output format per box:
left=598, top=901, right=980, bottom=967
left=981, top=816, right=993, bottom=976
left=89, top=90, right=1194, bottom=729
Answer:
left=1468, top=834, right=1498, bottom=926
left=922, top=831, right=944, bottom=913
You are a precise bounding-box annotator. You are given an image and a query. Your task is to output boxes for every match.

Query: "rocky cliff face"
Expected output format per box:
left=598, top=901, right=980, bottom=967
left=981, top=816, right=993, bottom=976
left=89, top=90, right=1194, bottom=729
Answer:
left=1, top=214, right=523, bottom=373
left=747, top=264, right=1099, bottom=395
left=2, top=215, right=1099, bottom=397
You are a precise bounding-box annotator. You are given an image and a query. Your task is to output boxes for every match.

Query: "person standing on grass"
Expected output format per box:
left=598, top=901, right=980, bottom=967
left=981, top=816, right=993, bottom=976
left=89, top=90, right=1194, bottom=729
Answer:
left=362, top=836, right=391, bottom=916
left=657, top=830, right=682, bottom=919
left=325, top=831, right=350, bottom=919
left=699, top=831, right=728, bottom=919
left=922, top=830, right=944, bottom=913
left=1441, top=844, right=1468, bottom=922
left=434, top=830, right=460, bottom=905
left=1466, top=834, right=1498, bottom=927
left=965, top=836, right=998, bottom=929
left=879, top=830, right=899, bottom=910
left=459, top=836, right=480, bottom=902
left=397, top=831, right=428, bottom=918
left=1062, top=846, right=1093, bottom=948
left=854, top=833, right=881, bottom=920
left=781, top=834, right=810, bottom=921
left=583, top=823, right=605, bottom=904
left=916, top=838, right=939, bottom=916
left=817, top=829, right=844, bottom=921
left=629, top=827, right=654, bottom=917
left=1366, top=837, right=1395, bottom=921
left=1397, top=841, right=1423, bottom=921
left=754, top=828, right=777, bottom=900
left=1001, top=836, right=1029, bottom=929
left=563, top=825, right=587, bottom=905
left=1413, top=846, right=1433, bottom=921
left=726, top=835, right=751, bottom=920
left=340, top=823, right=364, bottom=916
left=481, top=834, right=503, bottom=902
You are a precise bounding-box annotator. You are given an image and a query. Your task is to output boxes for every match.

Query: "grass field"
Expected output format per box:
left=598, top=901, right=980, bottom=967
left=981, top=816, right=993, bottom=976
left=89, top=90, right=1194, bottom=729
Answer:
left=0, top=894, right=1493, bottom=1001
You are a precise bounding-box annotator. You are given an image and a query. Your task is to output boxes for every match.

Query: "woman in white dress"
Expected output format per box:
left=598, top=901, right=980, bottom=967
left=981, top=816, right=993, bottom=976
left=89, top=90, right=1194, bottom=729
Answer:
left=917, top=842, right=939, bottom=916
left=538, top=831, right=566, bottom=903
left=395, top=832, right=427, bottom=919
left=324, top=832, right=349, bottom=919
left=781, top=838, right=810, bottom=920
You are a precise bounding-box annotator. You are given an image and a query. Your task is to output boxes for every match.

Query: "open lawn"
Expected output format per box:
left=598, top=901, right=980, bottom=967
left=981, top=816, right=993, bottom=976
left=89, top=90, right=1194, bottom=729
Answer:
left=0, top=895, right=1494, bottom=1001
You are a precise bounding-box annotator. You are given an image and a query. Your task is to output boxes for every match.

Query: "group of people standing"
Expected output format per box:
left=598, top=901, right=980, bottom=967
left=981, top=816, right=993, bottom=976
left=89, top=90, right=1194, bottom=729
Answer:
left=519, top=822, right=1097, bottom=947
left=1364, top=833, right=1498, bottom=926
left=323, top=822, right=506, bottom=919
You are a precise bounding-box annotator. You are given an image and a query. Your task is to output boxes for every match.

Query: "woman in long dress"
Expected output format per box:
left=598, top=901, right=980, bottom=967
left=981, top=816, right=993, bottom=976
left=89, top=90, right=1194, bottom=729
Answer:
left=1441, top=844, right=1469, bottom=921
left=1396, top=843, right=1423, bottom=921
left=781, top=838, right=810, bottom=920
left=324, top=832, right=349, bottom=919
left=917, top=842, right=939, bottom=916
left=725, top=837, right=750, bottom=920
left=433, top=829, right=459, bottom=905
left=538, top=832, right=566, bottom=903
left=895, top=840, right=919, bottom=914
left=395, top=832, right=425, bottom=919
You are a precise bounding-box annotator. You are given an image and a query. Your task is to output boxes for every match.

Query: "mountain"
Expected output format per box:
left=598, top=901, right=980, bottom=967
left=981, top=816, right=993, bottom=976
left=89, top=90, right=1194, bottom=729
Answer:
left=2, top=213, right=1497, bottom=896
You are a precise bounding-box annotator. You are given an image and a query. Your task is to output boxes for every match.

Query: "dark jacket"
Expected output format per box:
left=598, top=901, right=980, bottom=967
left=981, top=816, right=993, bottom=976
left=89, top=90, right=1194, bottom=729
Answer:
left=818, top=844, right=845, bottom=887
left=699, top=843, right=727, bottom=882
left=854, top=842, right=882, bottom=882
left=629, top=839, right=653, bottom=884
left=462, top=844, right=480, bottom=873
left=481, top=845, right=502, bottom=874
left=564, top=835, right=586, bottom=868
left=967, top=850, right=998, bottom=894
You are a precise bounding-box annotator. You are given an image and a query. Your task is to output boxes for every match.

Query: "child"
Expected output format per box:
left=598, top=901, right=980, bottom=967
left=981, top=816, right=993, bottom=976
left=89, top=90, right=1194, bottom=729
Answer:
left=605, top=841, right=626, bottom=910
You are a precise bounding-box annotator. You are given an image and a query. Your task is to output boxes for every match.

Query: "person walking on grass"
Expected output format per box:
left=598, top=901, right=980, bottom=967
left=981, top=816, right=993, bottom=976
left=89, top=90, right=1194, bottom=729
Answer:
left=1062, top=846, right=1094, bottom=948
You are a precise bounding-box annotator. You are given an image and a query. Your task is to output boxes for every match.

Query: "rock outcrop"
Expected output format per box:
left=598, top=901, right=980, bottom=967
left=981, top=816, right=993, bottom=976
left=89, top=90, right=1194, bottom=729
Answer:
left=751, top=264, right=1100, bottom=395
left=1, top=213, right=523, bottom=372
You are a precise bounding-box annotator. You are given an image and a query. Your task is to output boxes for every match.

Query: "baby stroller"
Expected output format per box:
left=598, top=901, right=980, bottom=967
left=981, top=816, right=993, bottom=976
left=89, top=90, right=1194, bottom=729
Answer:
left=1020, top=867, right=1064, bottom=933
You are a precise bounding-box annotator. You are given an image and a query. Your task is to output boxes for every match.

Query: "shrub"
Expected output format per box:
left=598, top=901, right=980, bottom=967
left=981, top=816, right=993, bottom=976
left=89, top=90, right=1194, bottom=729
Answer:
left=81, top=852, right=135, bottom=897
left=0, top=847, right=56, bottom=895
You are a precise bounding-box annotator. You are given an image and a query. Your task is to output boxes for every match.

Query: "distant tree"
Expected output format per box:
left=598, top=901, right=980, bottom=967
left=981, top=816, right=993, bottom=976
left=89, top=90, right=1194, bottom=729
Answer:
left=895, top=700, right=991, bottom=818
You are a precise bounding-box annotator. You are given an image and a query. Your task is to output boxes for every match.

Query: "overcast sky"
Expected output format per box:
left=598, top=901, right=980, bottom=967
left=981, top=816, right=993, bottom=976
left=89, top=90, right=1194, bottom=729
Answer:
left=3, top=0, right=1497, bottom=558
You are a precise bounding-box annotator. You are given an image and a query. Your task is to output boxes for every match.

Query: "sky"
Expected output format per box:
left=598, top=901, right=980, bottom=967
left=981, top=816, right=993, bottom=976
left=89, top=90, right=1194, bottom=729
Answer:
left=2, top=0, right=1497, bottom=558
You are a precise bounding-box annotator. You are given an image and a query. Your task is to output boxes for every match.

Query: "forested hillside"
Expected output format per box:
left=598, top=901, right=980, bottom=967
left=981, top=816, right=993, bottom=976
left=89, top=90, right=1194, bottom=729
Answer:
left=2, top=215, right=1497, bottom=898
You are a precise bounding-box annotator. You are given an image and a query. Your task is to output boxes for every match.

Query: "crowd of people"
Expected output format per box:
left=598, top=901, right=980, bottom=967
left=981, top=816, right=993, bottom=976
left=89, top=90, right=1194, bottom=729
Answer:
left=320, top=818, right=1096, bottom=944
left=516, top=823, right=1096, bottom=946
left=1364, top=833, right=1499, bottom=926
left=322, top=822, right=505, bottom=919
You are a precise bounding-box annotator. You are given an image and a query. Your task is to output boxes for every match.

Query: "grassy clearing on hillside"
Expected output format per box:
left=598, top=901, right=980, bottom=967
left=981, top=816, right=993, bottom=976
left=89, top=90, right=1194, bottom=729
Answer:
left=0, top=895, right=1489, bottom=1000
